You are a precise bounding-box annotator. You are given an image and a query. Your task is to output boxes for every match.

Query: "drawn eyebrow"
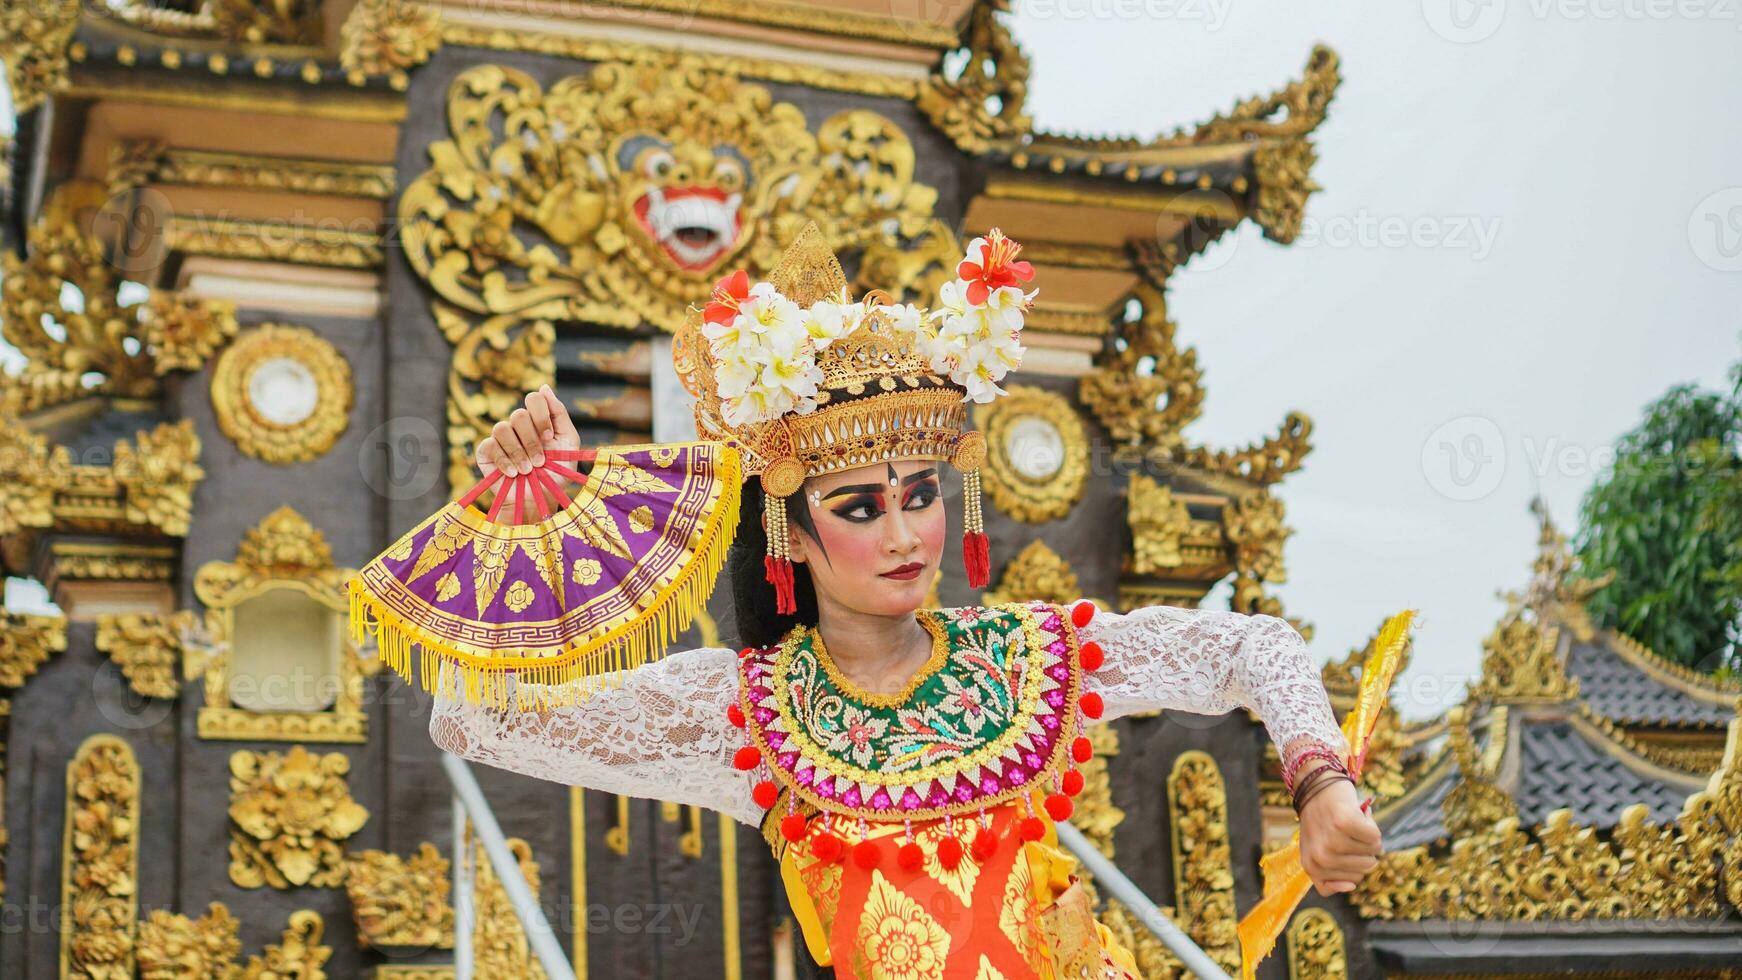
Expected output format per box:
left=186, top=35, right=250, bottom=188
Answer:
left=901, top=468, right=938, bottom=487
left=821, top=483, right=882, bottom=501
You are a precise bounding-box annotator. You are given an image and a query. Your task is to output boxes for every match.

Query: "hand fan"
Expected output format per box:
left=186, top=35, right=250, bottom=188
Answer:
left=1235, top=608, right=1416, bottom=980
left=347, top=441, right=742, bottom=711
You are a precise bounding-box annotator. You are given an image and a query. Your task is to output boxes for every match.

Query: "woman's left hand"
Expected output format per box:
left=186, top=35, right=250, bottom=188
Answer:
left=1296, top=777, right=1383, bottom=896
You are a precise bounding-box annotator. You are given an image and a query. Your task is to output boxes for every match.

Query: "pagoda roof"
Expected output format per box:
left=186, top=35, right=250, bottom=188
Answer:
left=1568, top=631, right=1741, bottom=729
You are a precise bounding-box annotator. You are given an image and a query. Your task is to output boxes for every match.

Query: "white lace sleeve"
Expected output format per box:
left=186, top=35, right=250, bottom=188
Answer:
left=1079, top=605, right=1345, bottom=765
left=427, top=646, right=764, bottom=827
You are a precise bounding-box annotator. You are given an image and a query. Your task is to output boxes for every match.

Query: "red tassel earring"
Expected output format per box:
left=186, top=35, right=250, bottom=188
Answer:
left=760, top=458, right=805, bottom=615
left=952, top=432, right=991, bottom=589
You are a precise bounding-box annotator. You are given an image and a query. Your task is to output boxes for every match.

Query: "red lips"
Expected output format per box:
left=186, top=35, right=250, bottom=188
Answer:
left=880, top=562, right=924, bottom=581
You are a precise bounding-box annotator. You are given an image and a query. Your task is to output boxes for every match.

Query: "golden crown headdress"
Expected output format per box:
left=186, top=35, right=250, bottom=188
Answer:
left=674, top=222, right=1036, bottom=609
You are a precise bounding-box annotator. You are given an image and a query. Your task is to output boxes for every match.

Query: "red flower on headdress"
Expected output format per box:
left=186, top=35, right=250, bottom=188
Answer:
left=704, top=269, right=751, bottom=325
left=956, top=229, right=1034, bottom=306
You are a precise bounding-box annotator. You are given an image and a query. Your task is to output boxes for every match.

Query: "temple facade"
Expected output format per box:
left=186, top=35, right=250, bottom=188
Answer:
left=2, top=1, right=1736, bottom=977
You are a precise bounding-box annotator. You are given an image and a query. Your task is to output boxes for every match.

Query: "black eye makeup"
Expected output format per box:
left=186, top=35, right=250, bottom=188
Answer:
left=901, top=477, right=940, bottom=510
left=830, top=494, right=885, bottom=523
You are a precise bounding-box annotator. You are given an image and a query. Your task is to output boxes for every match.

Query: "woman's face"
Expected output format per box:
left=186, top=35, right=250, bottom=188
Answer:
left=787, top=459, right=947, bottom=617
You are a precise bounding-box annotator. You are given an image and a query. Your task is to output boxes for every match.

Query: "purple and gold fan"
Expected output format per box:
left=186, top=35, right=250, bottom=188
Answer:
left=348, top=442, right=742, bottom=710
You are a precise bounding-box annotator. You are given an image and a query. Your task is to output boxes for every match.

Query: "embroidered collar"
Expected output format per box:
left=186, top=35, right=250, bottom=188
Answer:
left=737, top=601, right=1083, bottom=823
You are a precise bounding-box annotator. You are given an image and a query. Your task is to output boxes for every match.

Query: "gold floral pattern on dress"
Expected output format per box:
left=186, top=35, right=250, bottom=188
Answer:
left=973, top=956, right=1008, bottom=980
left=386, top=535, right=414, bottom=561
left=852, top=870, right=950, bottom=980
left=649, top=446, right=681, bottom=468
left=435, top=572, right=461, bottom=602
left=504, top=580, right=535, bottom=613
left=998, top=852, right=1044, bottom=972
left=571, top=558, right=602, bottom=586
left=627, top=505, right=656, bottom=534
left=916, top=819, right=981, bottom=907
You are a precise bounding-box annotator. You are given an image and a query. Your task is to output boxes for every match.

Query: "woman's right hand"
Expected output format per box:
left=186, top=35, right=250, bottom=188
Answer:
left=474, top=384, right=581, bottom=479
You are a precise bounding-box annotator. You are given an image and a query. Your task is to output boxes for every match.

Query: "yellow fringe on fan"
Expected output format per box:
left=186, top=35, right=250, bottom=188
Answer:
left=346, top=452, right=742, bottom=713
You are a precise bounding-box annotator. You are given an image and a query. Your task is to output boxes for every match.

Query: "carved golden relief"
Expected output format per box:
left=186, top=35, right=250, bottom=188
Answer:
left=917, top=0, right=1031, bottom=154
left=974, top=385, right=1089, bottom=524
left=61, top=734, right=141, bottom=980
left=210, top=325, right=354, bottom=464
left=228, top=745, right=369, bottom=889
left=193, top=506, right=368, bottom=742
left=1439, top=706, right=1517, bottom=839
left=398, top=59, right=952, bottom=489
left=1127, top=473, right=1192, bottom=575
left=1471, top=611, right=1576, bottom=703
left=0, top=421, right=71, bottom=534
left=1285, top=907, right=1347, bottom=980
left=983, top=540, right=1081, bottom=607
left=339, top=0, right=443, bottom=88
left=0, top=0, right=79, bottom=113
left=115, top=419, right=207, bottom=537
left=344, top=843, right=456, bottom=949
left=0, top=417, right=203, bottom=539
left=138, top=905, right=333, bottom=980
left=1, top=190, right=239, bottom=415
left=1169, top=751, right=1239, bottom=973
left=1178, top=412, right=1314, bottom=487
left=0, top=610, right=67, bottom=689
left=1078, top=284, right=1203, bottom=453
left=95, top=611, right=194, bottom=699
left=1521, top=495, right=1615, bottom=642
left=464, top=821, right=551, bottom=979
left=1361, top=706, right=1742, bottom=922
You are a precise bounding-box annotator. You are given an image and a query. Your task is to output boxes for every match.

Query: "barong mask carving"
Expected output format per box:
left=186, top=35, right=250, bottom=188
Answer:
left=397, top=61, right=953, bottom=487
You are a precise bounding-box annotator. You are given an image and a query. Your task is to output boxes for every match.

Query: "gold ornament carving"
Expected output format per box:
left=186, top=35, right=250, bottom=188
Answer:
left=1194, top=46, right=1341, bottom=143
left=1127, top=472, right=1192, bottom=575
left=1169, top=751, right=1239, bottom=973
left=1471, top=611, right=1576, bottom=703
left=149, top=147, right=397, bottom=200
left=0, top=191, right=238, bottom=414
left=1284, top=907, right=1347, bottom=980
left=1439, top=706, right=1518, bottom=839
left=0, top=420, right=72, bottom=534
left=193, top=507, right=367, bottom=742
left=138, top=905, right=332, bottom=979
left=210, top=324, right=354, bottom=464
left=1, top=610, right=67, bottom=689
left=167, top=215, right=385, bottom=269
left=398, top=59, right=950, bottom=490
left=344, top=843, right=456, bottom=949
left=227, top=745, right=369, bottom=889
left=974, top=385, right=1089, bottom=524
left=917, top=0, right=1031, bottom=154
left=1361, top=705, right=1742, bottom=921
left=209, top=0, right=322, bottom=44
left=1251, top=138, right=1319, bottom=245
left=1, top=0, right=79, bottom=114
left=1079, top=284, right=1203, bottom=452
left=1520, top=495, right=1615, bottom=643
left=1178, top=412, right=1314, bottom=487
left=60, top=733, right=140, bottom=980
left=983, top=539, right=1080, bottom=607
left=95, top=611, right=193, bottom=699
left=114, top=419, right=206, bottom=537
left=464, top=821, right=551, bottom=979
left=340, top=0, right=443, bottom=88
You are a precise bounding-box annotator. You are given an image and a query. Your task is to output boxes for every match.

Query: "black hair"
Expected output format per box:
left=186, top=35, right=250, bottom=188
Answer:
left=728, top=481, right=819, bottom=649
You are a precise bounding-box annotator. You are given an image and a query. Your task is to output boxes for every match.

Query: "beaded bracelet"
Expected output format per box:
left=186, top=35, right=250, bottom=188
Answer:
left=1291, top=770, right=1355, bottom=816
left=1281, top=745, right=1347, bottom=796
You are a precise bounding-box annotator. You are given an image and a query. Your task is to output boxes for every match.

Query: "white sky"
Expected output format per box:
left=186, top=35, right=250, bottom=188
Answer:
left=1009, top=0, right=1742, bottom=716
left=4, top=8, right=1740, bottom=713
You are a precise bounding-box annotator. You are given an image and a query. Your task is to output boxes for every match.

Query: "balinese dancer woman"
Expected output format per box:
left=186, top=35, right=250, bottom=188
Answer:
left=350, top=225, right=1382, bottom=979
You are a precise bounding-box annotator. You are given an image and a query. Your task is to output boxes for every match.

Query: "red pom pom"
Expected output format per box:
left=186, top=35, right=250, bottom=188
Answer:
left=898, top=842, right=925, bottom=870
left=732, top=745, right=762, bottom=771
left=780, top=813, right=809, bottom=842
left=752, top=781, right=779, bottom=810
left=1019, top=817, right=1047, bottom=841
left=1071, top=736, right=1093, bottom=764
left=937, top=836, right=964, bottom=870
left=812, top=832, right=844, bottom=863
left=1080, top=692, right=1104, bottom=719
left=726, top=703, right=746, bottom=728
left=971, top=829, right=999, bottom=861
left=852, top=839, right=881, bottom=870
left=1079, top=641, right=1104, bottom=672
left=1062, top=769, right=1085, bottom=797
left=1071, top=601, right=1096, bottom=628
left=1044, top=793, right=1073, bottom=822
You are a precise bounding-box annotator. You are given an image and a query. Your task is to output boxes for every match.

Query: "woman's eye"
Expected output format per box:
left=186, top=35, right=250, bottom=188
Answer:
left=832, top=499, right=881, bottom=522
left=904, top=483, right=940, bottom=509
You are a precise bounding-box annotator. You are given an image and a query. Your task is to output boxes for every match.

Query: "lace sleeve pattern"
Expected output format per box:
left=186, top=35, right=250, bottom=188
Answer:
left=427, top=645, right=764, bottom=827
left=1078, top=604, right=1345, bottom=766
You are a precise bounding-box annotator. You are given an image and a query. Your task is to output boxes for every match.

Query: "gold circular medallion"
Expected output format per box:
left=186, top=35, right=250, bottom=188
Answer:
left=211, top=324, right=353, bottom=464
left=973, top=385, right=1089, bottom=524
left=760, top=456, right=806, bottom=498
left=950, top=430, right=986, bottom=472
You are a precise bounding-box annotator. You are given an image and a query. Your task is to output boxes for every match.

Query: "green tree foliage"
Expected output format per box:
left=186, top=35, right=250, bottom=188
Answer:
left=1573, top=359, right=1742, bottom=673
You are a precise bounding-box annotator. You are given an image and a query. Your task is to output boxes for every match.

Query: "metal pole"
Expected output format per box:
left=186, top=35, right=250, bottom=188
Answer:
left=1054, top=821, right=1235, bottom=980
left=452, top=793, right=474, bottom=980
left=442, top=752, right=578, bottom=980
